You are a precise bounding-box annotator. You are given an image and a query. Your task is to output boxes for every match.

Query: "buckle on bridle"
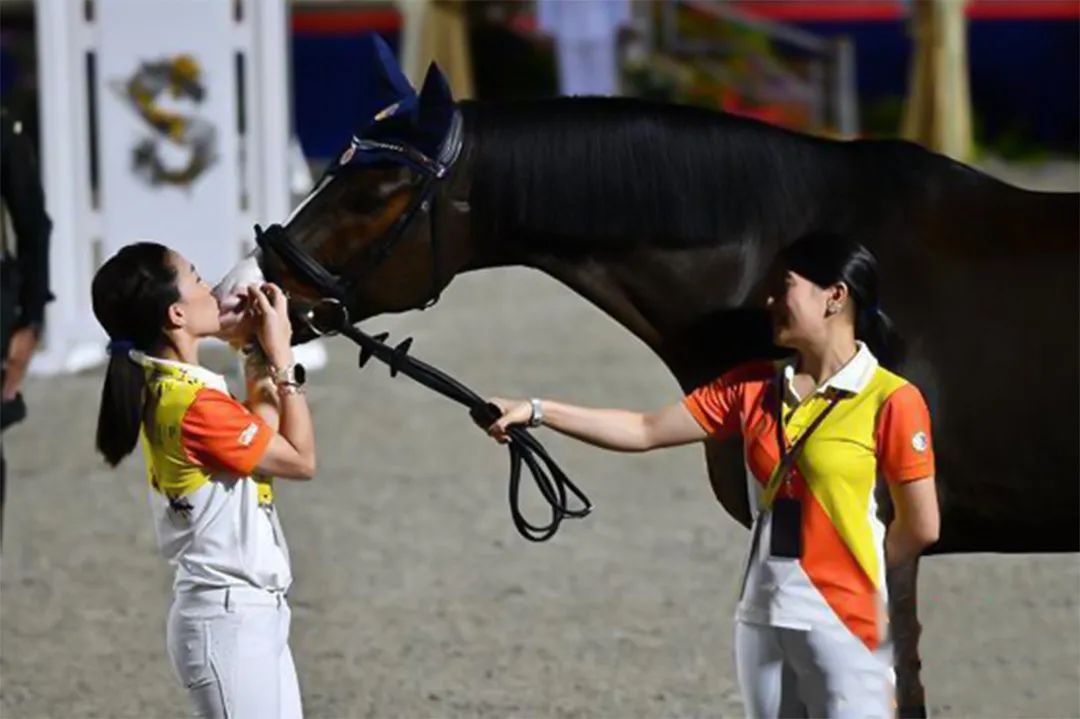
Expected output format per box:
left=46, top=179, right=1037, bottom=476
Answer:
left=301, top=297, right=350, bottom=337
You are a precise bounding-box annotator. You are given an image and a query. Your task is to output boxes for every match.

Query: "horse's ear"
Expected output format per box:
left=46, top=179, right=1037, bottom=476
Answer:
left=417, top=61, right=455, bottom=147
left=361, top=32, right=417, bottom=120
left=418, top=61, right=455, bottom=110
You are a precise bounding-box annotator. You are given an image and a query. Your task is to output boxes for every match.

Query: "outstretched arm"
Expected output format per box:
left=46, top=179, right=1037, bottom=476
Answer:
left=487, top=397, right=707, bottom=452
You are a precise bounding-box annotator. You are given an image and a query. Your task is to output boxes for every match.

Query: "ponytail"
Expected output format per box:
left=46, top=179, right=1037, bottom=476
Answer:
left=856, top=305, right=905, bottom=371
left=91, top=242, right=178, bottom=467
left=96, top=350, right=147, bottom=466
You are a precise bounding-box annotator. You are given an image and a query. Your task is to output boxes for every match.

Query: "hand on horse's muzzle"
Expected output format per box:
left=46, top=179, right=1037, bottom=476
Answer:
left=214, top=293, right=255, bottom=349
left=213, top=255, right=266, bottom=338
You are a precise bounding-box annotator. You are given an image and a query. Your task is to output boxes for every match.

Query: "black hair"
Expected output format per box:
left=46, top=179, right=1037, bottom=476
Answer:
left=90, top=242, right=179, bottom=466
left=780, top=232, right=904, bottom=369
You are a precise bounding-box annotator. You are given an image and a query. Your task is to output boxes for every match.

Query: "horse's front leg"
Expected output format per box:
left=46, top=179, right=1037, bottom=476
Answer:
left=703, top=439, right=752, bottom=529
left=888, top=558, right=928, bottom=718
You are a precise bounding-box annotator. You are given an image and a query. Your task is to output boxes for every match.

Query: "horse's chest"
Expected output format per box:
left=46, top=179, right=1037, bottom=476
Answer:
left=703, top=440, right=753, bottom=528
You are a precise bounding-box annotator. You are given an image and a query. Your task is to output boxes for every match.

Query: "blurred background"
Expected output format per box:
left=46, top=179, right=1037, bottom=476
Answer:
left=4, top=1, right=1078, bottom=159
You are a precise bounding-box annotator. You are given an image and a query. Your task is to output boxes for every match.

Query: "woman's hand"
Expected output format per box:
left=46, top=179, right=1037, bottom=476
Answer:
left=214, top=291, right=256, bottom=350
left=2, top=326, right=38, bottom=401
left=486, top=397, right=534, bottom=443
left=248, top=283, right=294, bottom=368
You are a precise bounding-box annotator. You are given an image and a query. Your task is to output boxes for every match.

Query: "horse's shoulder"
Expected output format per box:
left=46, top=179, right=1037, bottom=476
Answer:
left=722, top=359, right=777, bottom=386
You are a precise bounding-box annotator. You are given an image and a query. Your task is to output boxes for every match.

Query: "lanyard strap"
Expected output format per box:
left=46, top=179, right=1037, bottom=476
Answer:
left=761, top=370, right=842, bottom=509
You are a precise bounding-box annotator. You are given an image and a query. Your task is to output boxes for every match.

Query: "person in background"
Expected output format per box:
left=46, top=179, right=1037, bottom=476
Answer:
left=0, top=103, right=54, bottom=545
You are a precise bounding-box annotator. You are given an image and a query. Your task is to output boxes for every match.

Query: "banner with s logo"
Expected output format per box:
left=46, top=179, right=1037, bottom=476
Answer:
left=97, top=0, right=239, bottom=282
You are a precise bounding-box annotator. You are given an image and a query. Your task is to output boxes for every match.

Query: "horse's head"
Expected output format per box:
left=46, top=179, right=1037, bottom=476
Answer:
left=215, top=35, right=467, bottom=345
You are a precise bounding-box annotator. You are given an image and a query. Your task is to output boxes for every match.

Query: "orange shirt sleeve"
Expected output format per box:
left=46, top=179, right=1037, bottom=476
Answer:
left=180, top=388, right=273, bottom=476
left=875, top=383, right=935, bottom=484
left=682, top=363, right=764, bottom=440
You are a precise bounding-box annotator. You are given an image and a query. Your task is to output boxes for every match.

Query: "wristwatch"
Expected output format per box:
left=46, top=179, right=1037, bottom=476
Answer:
left=270, top=362, right=307, bottom=389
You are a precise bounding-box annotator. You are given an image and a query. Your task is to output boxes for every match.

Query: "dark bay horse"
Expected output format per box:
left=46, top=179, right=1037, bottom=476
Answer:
left=221, top=76, right=1078, bottom=715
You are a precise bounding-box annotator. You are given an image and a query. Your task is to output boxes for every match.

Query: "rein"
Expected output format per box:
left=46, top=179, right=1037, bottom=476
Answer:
left=254, top=109, right=593, bottom=542
left=305, top=300, right=593, bottom=542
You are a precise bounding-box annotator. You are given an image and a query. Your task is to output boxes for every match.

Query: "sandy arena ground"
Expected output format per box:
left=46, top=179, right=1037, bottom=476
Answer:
left=2, top=160, right=1078, bottom=718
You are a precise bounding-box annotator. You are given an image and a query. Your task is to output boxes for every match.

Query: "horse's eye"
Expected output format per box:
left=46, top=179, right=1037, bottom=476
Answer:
left=349, top=194, right=381, bottom=214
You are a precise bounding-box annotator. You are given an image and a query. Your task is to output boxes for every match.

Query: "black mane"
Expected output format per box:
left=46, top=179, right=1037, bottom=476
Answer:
left=464, top=97, right=847, bottom=254
left=462, top=97, right=967, bottom=256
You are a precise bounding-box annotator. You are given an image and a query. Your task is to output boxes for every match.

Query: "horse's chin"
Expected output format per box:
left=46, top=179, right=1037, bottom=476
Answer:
left=290, top=323, right=320, bottom=347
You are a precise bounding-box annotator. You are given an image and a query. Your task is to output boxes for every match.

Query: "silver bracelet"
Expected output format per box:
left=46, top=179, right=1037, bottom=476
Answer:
left=528, top=398, right=544, bottom=428
left=268, top=362, right=296, bottom=386
left=277, top=382, right=305, bottom=397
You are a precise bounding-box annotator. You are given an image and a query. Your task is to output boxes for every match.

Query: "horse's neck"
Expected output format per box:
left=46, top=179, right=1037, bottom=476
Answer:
left=461, top=137, right=1017, bottom=390
left=506, top=246, right=777, bottom=391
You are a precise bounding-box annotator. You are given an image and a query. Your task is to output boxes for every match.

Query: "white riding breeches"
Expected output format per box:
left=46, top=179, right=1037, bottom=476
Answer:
left=735, top=619, right=895, bottom=718
left=167, top=586, right=302, bottom=719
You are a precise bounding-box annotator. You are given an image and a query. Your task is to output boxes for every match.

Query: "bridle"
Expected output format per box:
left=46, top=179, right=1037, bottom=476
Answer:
left=249, top=110, right=593, bottom=542
left=255, top=108, right=465, bottom=316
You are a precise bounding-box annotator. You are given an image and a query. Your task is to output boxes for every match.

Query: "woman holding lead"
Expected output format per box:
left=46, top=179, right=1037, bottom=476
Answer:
left=485, top=232, right=939, bottom=718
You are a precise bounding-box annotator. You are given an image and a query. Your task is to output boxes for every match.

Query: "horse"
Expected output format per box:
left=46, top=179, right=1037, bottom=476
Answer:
left=217, top=45, right=1079, bottom=717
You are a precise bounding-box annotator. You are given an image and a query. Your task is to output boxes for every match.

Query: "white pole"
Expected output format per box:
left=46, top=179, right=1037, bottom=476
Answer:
left=33, top=0, right=106, bottom=374
left=250, top=0, right=291, bottom=228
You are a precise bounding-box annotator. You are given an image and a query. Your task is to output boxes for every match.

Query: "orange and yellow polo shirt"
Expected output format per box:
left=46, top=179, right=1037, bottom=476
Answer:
left=683, top=342, right=934, bottom=650
left=132, top=352, right=291, bottom=593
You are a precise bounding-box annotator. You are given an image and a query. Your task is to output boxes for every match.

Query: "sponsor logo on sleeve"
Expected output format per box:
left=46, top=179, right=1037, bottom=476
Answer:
left=911, top=431, right=928, bottom=453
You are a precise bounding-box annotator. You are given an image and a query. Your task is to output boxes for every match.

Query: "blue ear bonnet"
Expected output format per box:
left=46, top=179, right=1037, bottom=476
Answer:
left=336, top=34, right=457, bottom=176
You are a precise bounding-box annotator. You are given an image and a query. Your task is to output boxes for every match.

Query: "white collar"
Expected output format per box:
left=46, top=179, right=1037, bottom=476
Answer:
left=781, top=341, right=878, bottom=401
left=129, top=350, right=229, bottom=393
